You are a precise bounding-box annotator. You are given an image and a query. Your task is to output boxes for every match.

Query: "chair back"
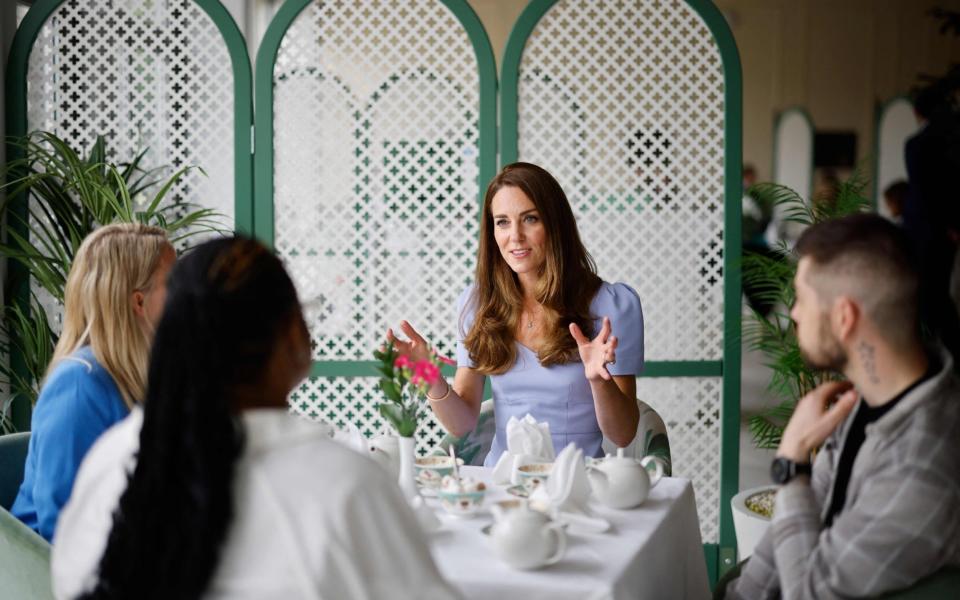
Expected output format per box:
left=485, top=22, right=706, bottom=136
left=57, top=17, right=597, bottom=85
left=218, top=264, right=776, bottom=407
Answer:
left=878, top=566, right=960, bottom=599
left=436, top=399, right=496, bottom=466
left=602, top=399, right=672, bottom=476
left=0, top=505, right=53, bottom=600
left=0, top=432, right=30, bottom=510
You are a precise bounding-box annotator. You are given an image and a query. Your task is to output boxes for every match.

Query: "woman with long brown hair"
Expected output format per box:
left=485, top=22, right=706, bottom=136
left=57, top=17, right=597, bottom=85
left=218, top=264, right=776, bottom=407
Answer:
left=389, top=162, right=643, bottom=465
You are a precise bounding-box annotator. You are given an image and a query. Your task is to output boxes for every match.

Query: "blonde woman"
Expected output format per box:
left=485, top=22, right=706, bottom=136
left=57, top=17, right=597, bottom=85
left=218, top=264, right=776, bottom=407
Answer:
left=12, top=224, right=174, bottom=541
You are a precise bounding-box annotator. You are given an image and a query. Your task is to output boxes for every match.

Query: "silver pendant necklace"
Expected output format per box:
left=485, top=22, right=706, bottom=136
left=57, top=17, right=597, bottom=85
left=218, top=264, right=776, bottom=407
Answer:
left=526, top=305, right=540, bottom=330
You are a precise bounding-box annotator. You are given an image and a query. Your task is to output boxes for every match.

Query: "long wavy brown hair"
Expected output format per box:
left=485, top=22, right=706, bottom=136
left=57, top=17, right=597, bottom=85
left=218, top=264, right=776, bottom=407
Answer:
left=463, top=163, right=601, bottom=374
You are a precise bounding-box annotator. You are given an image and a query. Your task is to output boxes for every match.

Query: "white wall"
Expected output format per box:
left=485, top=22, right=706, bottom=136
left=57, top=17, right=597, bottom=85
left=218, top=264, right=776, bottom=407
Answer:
left=716, top=0, right=960, bottom=185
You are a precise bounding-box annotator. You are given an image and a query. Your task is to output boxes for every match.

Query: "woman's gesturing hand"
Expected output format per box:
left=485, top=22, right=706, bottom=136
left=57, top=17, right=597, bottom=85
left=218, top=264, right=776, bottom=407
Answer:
left=386, top=320, right=434, bottom=364
left=570, top=316, right=617, bottom=382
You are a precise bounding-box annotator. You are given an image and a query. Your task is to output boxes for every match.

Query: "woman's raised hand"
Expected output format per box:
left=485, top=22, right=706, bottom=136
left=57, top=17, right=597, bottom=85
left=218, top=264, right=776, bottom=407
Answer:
left=386, top=320, right=434, bottom=364
left=569, top=317, right=618, bottom=382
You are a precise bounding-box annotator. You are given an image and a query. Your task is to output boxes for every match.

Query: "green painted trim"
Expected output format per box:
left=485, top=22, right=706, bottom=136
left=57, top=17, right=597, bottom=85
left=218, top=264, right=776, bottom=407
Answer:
left=719, top=544, right=738, bottom=579
left=5, top=1, right=253, bottom=430
left=704, top=544, right=747, bottom=589
left=252, top=0, right=313, bottom=248
left=309, top=360, right=720, bottom=379
left=771, top=106, right=815, bottom=201
left=871, top=94, right=912, bottom=211
left=502, top=0, right=744, bottom=551
left=641, top=361, right=722, bottom=377
left=704, top=543, right=718, bottom=589
left=686, top=0, right=743, bottom=554
left=254, top=0, right=497, bottom=247
left=194, top=1, right=255, bottom=235
left=499, top=0, right=555, bottom=165
left=439, top=0, right=498, bottom=209
left=3, top=0, right=63, bottom=431
left=311, top=362, right=458, bottom=379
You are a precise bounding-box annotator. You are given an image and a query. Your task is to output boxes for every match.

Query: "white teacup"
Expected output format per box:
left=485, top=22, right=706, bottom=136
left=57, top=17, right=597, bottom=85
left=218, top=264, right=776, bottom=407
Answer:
left=516, top=462, right=552, bottom=492
left=414, top=456, right=463, bottom=489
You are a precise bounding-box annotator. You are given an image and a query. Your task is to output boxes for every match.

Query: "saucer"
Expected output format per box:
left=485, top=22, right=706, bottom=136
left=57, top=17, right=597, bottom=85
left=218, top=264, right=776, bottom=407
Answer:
left=505, top=485, right=529, bottom=498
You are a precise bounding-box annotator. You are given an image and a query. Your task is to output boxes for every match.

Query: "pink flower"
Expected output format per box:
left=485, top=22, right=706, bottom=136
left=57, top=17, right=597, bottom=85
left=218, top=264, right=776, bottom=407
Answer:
left=412, top=360, right=441, bottom=386
left=436, top=354, right=456, bottom=367
left=394, top=356, right=412, bottom=369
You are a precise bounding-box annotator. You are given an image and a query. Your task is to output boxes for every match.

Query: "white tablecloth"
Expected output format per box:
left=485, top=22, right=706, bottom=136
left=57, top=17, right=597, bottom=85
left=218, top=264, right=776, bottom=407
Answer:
left=427, top=466, right=710, bottom=600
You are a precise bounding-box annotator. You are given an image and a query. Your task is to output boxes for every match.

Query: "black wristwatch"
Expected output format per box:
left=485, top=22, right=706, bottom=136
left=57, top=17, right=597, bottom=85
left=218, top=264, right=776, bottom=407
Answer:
left=770, top=457, right=811, bottom=484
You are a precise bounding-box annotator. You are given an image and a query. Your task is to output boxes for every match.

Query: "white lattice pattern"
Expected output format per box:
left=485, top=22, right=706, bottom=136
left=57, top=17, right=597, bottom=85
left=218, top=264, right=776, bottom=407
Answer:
left=26, top=0, right=235, bottom=228
left=272, top=0, right=480, bottom=363
left=640, top=376, right=722, bottom=544
left=516, top=0, right=726, bottom=361
left=289, top=376, right=447, bottom=457
left=24, top=0, right=236, bottom=333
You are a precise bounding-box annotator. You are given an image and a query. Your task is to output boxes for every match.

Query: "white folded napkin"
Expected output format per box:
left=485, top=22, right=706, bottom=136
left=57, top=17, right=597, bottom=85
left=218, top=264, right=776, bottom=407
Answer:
left=491, top=414, right=555, bottom=484
left=530, top=442, right=610, bottom=533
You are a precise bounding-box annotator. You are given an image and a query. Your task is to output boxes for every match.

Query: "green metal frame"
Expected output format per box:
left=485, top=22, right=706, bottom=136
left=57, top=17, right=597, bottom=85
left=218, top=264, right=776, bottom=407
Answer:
left=4, top=0, right=254, bottom=430
left=871, top=94, right=913, bottom=211
left=500, top=0, right=743, bottom=582
left=771, top=106, right=815, bottom=202
left=253, top=0, right=498, bottom=249
left=253, top=0, right=499, bottom=384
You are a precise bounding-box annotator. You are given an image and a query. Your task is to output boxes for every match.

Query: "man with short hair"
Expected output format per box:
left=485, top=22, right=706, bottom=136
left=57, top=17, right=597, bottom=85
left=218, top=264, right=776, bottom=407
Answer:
left=725, top=213, right=960, bottom=599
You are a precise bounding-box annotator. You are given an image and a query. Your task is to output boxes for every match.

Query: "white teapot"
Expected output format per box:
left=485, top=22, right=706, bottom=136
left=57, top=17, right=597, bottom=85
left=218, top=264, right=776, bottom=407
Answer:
left=587, top=447, right=664, bottom=509
left=489, top=502, right=566, bottom=570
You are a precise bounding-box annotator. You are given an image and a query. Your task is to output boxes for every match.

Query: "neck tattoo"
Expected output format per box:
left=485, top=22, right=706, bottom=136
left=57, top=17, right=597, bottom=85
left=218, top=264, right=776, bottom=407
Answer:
left=858, top=341, right=881, bottom=385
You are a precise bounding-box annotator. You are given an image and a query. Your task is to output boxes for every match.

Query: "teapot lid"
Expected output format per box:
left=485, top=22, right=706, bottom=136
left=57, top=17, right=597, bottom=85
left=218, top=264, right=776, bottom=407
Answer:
left=600, top=447, right=643, bottom=467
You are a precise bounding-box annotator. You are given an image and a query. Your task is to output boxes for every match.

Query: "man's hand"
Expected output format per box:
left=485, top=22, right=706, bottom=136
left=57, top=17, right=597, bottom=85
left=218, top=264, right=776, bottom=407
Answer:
left=777, top=381, right=859, bottom=462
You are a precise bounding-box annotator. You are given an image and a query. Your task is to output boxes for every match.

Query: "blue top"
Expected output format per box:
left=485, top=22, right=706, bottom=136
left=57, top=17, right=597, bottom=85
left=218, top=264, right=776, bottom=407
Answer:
left=456, top=282, right=644, bottom=466
left=11, top=346, right=129, bottom=541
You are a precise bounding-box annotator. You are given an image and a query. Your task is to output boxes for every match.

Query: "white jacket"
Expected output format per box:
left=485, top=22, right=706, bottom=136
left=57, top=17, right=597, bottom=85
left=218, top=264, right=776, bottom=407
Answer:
left=52, top=408, right=460, bottom=600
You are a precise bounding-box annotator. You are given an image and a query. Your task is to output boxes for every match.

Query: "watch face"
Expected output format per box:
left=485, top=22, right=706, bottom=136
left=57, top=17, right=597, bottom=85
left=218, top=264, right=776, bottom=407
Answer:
left=770, top=457, right=789, bottom=484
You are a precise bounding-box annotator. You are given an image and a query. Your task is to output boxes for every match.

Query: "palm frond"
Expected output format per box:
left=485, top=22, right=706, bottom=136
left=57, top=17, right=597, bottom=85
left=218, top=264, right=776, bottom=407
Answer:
left=741, top=170, right=870, bottom=448
left=0, top=130, right=229, bottom=414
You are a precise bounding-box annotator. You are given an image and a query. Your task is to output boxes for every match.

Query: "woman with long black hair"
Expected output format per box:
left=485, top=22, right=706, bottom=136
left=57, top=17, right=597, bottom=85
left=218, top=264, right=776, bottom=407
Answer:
left=51, top=237, right=458, bottom=600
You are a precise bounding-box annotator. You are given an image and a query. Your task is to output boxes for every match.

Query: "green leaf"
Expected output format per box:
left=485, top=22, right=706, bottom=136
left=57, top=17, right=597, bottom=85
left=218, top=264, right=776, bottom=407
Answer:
left=379, top=379, right=402, bottom=403
left=741, top=169, right=869, bottom=449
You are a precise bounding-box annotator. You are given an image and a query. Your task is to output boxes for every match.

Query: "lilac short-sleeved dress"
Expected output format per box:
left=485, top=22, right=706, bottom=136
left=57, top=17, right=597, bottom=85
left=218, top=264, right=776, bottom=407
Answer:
left=456, top=282, right=644, bottom=467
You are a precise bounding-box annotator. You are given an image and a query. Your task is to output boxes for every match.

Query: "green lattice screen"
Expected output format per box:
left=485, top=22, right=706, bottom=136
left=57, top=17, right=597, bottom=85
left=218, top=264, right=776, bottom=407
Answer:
left=254, top=0, right=497, bottom=457
left=500, top=0, right=742, bottom=567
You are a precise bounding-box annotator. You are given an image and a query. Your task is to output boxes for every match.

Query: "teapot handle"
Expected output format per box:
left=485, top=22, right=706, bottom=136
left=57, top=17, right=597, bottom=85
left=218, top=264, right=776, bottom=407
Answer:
left=640, top=456, right=665, bottom=487
left=543, top=523, right=567, bottom=566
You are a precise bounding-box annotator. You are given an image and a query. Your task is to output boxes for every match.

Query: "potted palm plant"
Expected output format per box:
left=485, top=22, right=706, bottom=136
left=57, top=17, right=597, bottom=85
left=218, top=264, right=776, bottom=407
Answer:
left=0, top=131, right=226, bottom=432
left=733, top=172, right=870, bottom=558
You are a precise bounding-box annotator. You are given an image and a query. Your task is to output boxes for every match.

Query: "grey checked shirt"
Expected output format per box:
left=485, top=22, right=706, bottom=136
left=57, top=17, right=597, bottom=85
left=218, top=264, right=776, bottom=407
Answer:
left=727, top=349, right=960, bottom=599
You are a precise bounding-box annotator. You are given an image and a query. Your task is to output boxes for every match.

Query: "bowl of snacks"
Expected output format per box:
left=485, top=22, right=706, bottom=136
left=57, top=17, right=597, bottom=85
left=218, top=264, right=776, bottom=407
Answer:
left=437, top=475, right=486, bottom=517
